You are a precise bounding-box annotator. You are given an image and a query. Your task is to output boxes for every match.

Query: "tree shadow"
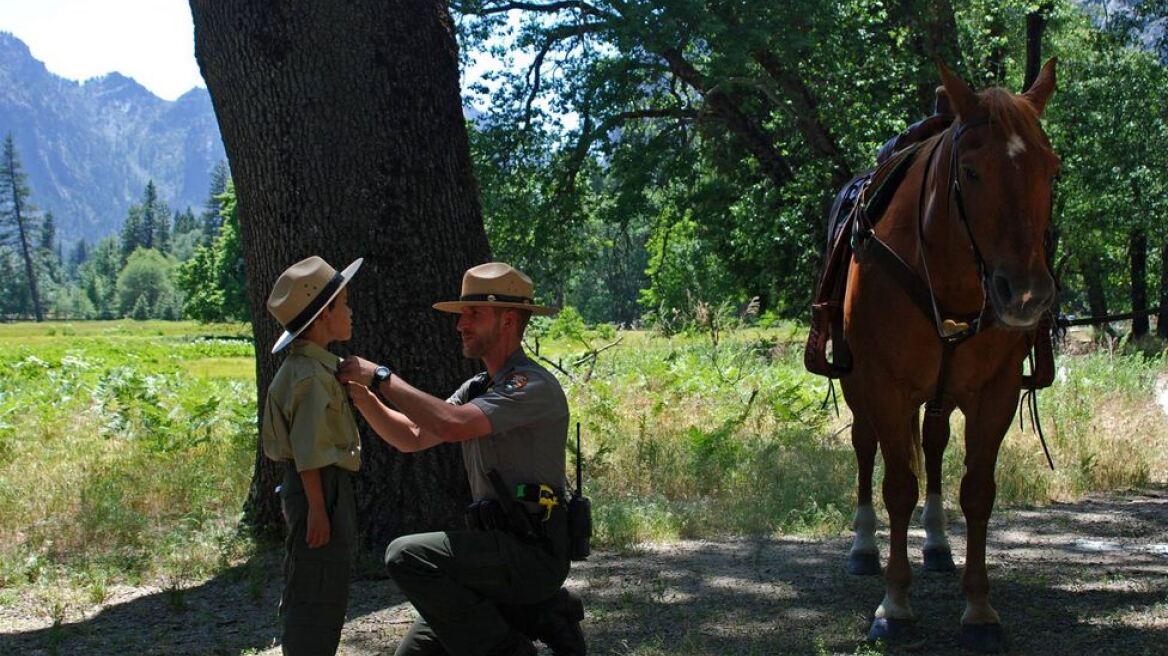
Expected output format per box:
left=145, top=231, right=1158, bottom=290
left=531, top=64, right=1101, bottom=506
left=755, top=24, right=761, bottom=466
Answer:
left=3, top=487, right=1165, bottom=655
left=0, top=551, right=411, bottom=656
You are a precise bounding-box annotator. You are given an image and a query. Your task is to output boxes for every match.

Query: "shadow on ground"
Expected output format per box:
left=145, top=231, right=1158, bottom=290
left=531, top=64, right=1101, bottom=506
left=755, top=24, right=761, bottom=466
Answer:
left=3, top=487, right=1166, bottom=655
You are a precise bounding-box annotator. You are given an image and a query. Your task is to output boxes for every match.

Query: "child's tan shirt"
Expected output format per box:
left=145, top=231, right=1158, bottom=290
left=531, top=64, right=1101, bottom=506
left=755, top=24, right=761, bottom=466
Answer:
left=262, top=340, right=361, bottom=472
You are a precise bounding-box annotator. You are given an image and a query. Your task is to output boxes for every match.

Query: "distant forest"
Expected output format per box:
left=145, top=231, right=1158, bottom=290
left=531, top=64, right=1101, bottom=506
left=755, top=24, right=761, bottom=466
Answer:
left=2, top=0, right=1165, bottom=335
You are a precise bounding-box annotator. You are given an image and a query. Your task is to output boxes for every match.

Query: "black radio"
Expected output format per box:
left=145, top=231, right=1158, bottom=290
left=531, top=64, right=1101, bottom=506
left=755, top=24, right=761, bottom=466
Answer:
left=567, top=423, right=592, bottom=561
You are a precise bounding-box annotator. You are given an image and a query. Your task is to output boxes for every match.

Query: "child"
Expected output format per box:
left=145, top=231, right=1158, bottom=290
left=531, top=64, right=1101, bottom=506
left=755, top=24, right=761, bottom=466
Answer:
left=261, top=255, right=363, bottom=655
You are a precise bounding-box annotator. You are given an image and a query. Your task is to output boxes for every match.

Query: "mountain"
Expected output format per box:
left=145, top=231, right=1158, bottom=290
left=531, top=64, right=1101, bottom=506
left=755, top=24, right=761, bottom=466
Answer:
left=0, top=32, right=226, bottom=244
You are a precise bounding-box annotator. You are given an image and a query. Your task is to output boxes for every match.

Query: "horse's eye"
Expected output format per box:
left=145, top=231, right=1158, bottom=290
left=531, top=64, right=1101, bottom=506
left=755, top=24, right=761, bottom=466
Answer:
left=963, top=166, right=979, bottom=182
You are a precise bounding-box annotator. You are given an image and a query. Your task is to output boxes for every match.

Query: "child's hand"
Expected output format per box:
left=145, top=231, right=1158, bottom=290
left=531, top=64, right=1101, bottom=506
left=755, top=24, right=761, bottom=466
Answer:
left=306, top=505, right=331, bottom=548
left=346, top=381, right=376, bottom=410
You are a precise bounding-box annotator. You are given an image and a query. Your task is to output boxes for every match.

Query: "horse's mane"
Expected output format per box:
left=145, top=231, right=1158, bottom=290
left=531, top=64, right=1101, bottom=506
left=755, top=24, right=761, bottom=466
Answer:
left=978, top=87, right=1047, bottom=150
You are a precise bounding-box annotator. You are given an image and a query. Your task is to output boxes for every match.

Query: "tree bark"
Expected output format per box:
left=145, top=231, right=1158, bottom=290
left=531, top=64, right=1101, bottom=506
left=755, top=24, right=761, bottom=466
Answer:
left=1129, top=229, right=1149, bottom=338
left=190, top=0, right=489, bottom=547
left=1082, top=256, right=1110, bottom=335
left=1159, top=240, right=1168, bottom=339
left=1024, top=3, right=1053, bottom=92
left=891, top=0, right=962, bottom=113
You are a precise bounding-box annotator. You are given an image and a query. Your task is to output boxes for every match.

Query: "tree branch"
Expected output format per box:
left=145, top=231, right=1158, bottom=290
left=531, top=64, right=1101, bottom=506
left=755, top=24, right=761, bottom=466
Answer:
left=750, top=48, right=853, bottom=188
left=659, top=47, right=794, bottom=187
left=465, top=1, right=617, bottom=21
left=560, top=106, right=700, bottom=196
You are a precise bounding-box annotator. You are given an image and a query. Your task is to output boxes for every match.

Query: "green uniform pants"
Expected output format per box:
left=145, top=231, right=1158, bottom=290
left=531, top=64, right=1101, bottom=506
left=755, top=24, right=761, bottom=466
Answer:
left=387, top=515, right=569, bottom=656
left=280, top=464, right=356, bottom=656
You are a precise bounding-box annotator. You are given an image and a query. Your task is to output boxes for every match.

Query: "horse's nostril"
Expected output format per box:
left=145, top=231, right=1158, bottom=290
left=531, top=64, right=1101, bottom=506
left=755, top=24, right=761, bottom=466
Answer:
left=992, top=274, right=1012, bottom=303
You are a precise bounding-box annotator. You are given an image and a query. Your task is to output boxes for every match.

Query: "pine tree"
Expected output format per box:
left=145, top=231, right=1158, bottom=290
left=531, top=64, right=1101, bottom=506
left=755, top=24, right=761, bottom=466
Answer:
left=155, top=204, right=171, bottom=254
left=201, top=160, right=229, bottom=239
left=40, top=211, right=55, bottom=251
left=121, top=205, right=143, bottom=263
left=140, top=181, right=158, bottom=251
left=173, top=207, right=197, bottom=234
left=68, top=238, right=89, bottom=279
left=0, top=134, right=44, bottom=321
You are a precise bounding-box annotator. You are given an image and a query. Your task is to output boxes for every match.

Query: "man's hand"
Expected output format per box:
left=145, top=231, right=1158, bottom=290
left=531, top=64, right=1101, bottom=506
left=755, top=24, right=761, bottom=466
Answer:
left=337, top=356, right=376, bottom=386
left=306, top=505, right=331, bottom=549
left=345, top=381, right=377, bottom=412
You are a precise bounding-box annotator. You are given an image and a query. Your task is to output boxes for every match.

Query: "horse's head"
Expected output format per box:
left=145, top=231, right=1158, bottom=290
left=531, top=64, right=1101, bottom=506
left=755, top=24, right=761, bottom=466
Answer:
left=938, top=59, right=1060, bottom=330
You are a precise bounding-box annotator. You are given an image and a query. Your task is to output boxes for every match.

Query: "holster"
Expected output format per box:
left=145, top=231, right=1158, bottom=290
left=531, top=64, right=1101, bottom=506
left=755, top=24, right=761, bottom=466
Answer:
left=465, top=499, right=511, bottom=532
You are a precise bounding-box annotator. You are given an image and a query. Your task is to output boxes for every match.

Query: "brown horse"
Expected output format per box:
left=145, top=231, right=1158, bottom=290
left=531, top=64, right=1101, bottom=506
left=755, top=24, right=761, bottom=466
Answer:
left=840, top=59, right=1059, bottom=652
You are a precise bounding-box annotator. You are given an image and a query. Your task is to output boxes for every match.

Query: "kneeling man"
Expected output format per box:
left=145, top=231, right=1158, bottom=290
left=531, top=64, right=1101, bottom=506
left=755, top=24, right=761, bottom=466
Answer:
left=339, top=262, right=585, bottom=656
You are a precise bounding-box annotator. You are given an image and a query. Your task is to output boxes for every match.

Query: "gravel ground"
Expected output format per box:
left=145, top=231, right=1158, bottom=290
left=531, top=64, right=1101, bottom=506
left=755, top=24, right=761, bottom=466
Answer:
left=3, top=487, right=1166, bottom=655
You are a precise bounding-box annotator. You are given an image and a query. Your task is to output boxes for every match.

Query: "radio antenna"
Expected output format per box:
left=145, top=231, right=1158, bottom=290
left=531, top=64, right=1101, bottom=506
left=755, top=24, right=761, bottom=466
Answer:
left=575, top=422, right=582, bottom=494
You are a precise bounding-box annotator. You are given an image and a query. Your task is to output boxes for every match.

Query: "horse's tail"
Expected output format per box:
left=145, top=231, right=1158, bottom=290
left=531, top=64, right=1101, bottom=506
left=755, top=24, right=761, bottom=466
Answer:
left=909, top=411, right=925, bottom=484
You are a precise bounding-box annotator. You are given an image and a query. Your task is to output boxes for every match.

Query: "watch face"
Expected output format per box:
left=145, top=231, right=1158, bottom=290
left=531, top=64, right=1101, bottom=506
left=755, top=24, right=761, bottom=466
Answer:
left=375, top=366, right=390, bottom=381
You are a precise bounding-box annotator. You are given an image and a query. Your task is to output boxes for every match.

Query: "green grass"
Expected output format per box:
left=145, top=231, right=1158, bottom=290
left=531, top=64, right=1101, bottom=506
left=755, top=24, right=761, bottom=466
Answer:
left=549, top=322, right=1168, bottom=549
left=0, top=318, right=1165, bottom=603
left=0, top=321, right=257, bottom=598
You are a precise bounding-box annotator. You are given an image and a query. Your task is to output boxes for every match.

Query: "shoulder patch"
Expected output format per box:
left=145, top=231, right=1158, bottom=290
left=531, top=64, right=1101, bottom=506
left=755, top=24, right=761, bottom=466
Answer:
left=501, top=372, right=529, bottom=393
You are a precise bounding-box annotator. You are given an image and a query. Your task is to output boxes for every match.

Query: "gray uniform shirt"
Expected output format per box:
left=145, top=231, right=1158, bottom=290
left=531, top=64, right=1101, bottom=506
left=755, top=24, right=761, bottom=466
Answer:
left=447, top=349, right=569, bottom=500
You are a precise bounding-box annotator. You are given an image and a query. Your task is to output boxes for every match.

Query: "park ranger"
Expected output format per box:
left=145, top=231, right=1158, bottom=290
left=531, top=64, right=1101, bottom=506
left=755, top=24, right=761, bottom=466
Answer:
left=339, top=262, right=585, bottom=656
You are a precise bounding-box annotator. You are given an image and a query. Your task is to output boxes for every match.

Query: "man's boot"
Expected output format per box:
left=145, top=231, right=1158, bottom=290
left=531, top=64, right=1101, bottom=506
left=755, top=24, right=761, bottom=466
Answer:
left=505, top=588, right=585, bottom=655
left=486, top=630, right=537, bottom=656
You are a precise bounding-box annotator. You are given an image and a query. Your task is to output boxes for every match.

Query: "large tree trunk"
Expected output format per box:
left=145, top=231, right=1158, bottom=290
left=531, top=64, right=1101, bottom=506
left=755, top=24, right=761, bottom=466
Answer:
left=190, top=0, right=490, bottom=548
left=1130, top=229, right=1149, bottom=338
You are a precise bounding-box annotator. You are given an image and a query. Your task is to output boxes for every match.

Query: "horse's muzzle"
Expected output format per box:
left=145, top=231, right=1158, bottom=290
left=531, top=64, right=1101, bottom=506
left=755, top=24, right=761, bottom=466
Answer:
left=989, top=271, right=1055, bottom=329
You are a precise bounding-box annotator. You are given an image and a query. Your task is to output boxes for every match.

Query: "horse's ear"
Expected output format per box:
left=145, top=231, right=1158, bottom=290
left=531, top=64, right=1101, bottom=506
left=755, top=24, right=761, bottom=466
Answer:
left=934, top=86, right=952, bottom=116
left=1022, top=57, right=1057, bottom=115
left=936, top=60, right=979, bottom=120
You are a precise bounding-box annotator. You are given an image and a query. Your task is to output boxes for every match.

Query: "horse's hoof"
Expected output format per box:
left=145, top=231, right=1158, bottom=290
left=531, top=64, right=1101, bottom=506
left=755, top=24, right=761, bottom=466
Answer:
left=867, top=617, right=919, bottom=644
left=923, top=546, right=956, bottom=572
left=847, top=551, right=881, bottom=576
left=960, top=623, right=1009, bottom=653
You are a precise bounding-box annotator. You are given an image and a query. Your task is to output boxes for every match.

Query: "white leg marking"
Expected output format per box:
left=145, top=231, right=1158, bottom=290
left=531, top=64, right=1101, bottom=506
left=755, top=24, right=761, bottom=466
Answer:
left=921, top=492, right=951, bottom=552
left=962, top=600, right=1002, bottom=625
left=851, top=504, right=878, bottom=555
left=876, top=592, right=917, bottom=620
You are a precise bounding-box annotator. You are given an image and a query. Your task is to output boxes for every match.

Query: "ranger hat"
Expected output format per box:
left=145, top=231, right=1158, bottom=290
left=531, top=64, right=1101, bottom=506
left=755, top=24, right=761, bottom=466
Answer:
left=432, top=262, right=557, bottom=316
left=267, top=255, right=363, bottom=353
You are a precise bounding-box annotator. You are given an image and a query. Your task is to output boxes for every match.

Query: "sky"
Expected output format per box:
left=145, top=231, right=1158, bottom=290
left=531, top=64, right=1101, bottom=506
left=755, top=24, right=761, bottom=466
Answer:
left=0, top=0, right=204, bottom=101
left=0, top=0, right=506, bottom=106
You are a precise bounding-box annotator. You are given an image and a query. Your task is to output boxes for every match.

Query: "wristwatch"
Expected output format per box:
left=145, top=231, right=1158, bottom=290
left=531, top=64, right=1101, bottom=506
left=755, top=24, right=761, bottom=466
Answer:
left=371, top=364, right=392, bottom=394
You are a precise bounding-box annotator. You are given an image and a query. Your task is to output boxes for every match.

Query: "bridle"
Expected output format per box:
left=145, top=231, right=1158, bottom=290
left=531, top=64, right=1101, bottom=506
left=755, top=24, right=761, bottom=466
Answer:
left=915, top=117, right=993, bottom=345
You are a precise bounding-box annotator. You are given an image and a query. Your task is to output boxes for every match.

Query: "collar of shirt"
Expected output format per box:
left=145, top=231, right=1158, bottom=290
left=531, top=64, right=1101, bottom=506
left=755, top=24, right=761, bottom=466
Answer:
left=489, top=348, right=531, bottom=386
left=290, top=340, right=341, bottom=372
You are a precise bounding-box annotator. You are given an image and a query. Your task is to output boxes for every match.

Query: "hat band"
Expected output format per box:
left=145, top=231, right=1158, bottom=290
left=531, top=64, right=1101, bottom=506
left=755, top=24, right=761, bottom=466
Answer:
left=285, top=272, right=344, bottom=334
left=460, top=293, right=532, bottom=305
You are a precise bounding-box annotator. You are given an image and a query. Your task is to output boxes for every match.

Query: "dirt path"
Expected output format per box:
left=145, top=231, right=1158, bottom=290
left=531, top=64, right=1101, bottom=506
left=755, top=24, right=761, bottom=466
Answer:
left=3, top=487, right=1166, bottom=655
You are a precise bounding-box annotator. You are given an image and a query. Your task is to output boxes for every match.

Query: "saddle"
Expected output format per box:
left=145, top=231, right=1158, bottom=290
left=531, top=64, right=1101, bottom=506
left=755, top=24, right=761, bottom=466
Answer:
left=804, top=135, right=1056, bottom=390
left=804, top=144, right=921, bottom=378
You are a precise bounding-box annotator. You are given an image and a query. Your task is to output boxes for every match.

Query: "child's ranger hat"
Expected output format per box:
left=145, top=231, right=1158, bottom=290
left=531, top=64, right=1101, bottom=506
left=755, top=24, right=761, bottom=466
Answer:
left=266, top=256, right=362, bottom=353
left=432, top=262, right=557, bottom=316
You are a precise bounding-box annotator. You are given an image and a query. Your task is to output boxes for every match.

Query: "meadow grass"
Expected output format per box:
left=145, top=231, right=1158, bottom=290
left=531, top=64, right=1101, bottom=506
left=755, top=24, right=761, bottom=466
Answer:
left=0, top=320, right=257, bottom=609
left=0, top=319, right=1165, bottom=605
